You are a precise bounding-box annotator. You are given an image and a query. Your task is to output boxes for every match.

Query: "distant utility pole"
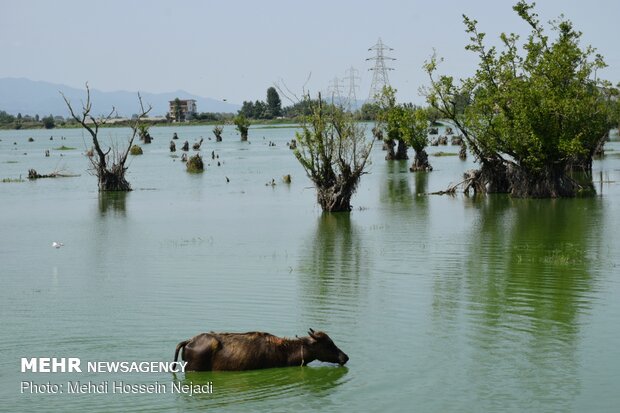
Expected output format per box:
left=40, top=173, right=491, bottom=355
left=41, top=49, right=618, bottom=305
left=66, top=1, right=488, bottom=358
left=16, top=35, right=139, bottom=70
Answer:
left=344, top=66, right=360, bottom=110
left=366, top=38, right=395, bottom=102
left=328, top=76, right=345, bottom=105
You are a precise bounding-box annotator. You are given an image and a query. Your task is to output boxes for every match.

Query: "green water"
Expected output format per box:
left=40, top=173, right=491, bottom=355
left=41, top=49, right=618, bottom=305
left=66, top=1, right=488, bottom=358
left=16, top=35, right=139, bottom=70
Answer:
left=1, top=125, right=619, bottom=412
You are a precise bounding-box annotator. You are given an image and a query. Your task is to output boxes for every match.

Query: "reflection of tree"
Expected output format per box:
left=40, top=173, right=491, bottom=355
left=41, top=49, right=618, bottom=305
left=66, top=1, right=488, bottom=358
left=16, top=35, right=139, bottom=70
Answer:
left=380, top=161, right=431, bottom=211
left=176, top=366, right=348, bottom=408
left=380, top=161, right=412, bottom=205
left=98, top=191, right=128, bottom=216
left=297, top=214, right=369, bottom=324
left=432, top=196, right=604, bottom=409
left=413, top=171, right=428, bottom=196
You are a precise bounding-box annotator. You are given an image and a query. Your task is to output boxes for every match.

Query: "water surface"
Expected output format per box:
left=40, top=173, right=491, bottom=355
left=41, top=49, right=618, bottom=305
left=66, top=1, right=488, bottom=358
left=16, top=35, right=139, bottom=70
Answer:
left=1, top=125, right=619, bottom=412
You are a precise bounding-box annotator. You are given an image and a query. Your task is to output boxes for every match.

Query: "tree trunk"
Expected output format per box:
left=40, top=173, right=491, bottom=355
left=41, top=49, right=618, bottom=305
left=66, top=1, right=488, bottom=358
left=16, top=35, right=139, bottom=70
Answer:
left=462, top=160, right=591, bottom=197
left=385, top=139, right=408, bottom=160
left=459, top=142, right=467, bottom=160
left=240, top=131, right=248, bottom=141
left=507, top=164, right=587, bottom=198
left=409, top=149, right=432, bottom=172
left=98, top=165, right=131, bottom=191
left=395, top=139, right=408, bottom=160
left=317, top=181, right=356, bottom=212
left=384, top=139, right=396, bottom=160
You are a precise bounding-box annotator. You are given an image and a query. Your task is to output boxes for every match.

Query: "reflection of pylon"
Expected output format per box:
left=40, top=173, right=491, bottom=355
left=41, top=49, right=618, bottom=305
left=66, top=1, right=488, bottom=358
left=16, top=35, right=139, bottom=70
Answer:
left=366, top=38, right=395, bottom=102
left=344, top=66, right=360, bottom=110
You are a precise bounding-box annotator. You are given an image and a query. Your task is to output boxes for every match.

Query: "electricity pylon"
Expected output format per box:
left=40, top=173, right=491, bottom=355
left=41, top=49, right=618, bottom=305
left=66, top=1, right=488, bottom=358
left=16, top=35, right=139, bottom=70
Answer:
left=344, top=66, right=360, bottom=110
left=366, top=38, right=395, bottom=102
left=328, top=76, right=345, bottom=106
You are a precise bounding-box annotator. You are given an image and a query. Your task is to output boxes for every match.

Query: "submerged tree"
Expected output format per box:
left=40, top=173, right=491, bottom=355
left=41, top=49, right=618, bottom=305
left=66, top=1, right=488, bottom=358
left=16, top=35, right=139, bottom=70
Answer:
left=186, top=153, right=204, bottom=173
left=62, top=83, right=151, bottom=191
left=213, top=125, right=224, bottom=142
left=378, top=87, right=408, bottom=161
left=234, top=114, right=250, bottom=141
left=294, top=94, right=373, bottom=212
left=138, top=123, right=152, bottom=143
left=379, top=87, right=432, bottom=171
left=424, top=1, right=611, bottom=197
left=403, top=107, right=433, bottom=172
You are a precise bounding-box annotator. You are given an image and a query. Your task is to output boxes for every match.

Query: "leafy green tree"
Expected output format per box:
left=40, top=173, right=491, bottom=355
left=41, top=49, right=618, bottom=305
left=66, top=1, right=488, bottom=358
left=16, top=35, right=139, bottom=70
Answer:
left=424, top=1, right=610, bottom=197
left=357, top=102, right=381, bottom=121
left=283, top=99, right=322, bottom=118
left=608, top=84, right=620, bottom=130
left=173, top=98, right=182, bottom=122
left=402, top=106, right=432, bottom=172
left=377, top=87, right=431, bottom=170
left=234, top=114, right=250, bottom=141
left=254, top=100, right=267, bottom=119
left=239, top=101, right=255, bottom=118
left=42, top=115, right=55, bottom=129
left=266, top=87, right=282, bottom=118
left=0, top=110, right=15, bottom=125
left=378, top=86, right=409, bottom=161
left=294, top=94, right=373, bottom=212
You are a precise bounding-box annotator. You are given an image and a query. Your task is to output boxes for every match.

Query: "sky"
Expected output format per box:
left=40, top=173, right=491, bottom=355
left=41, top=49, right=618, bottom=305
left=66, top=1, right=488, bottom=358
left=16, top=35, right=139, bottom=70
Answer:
left=2, top=0, right=619, bottom=106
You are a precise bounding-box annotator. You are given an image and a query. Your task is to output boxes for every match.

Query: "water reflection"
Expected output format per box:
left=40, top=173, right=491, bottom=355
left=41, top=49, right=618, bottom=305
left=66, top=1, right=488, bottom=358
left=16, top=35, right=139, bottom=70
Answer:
left=98, top=191, right=128, bottom=216
left=413, top=171, right=429, bottom=196
left=381, top=161, right=413, bottom=205
left=175, top=366, right=348, bottom=409
left=297, top=214, right=369, bottom=326
left=433, top=196, right=604, bottom=409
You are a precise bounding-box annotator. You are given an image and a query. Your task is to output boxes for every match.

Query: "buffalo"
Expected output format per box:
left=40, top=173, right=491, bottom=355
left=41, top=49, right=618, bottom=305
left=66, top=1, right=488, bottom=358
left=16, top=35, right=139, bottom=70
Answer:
left=174, top=329, right=349, bottom=371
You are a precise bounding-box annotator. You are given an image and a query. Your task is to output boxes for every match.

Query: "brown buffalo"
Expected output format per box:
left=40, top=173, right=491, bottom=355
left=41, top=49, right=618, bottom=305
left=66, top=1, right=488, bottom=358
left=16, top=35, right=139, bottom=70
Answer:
left=174, top=329, right=349, bottom=371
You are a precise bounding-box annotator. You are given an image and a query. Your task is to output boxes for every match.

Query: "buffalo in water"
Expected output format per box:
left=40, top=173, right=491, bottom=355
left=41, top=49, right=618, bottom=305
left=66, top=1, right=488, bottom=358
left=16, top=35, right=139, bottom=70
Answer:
left=174, top=329, right=349, bottom=371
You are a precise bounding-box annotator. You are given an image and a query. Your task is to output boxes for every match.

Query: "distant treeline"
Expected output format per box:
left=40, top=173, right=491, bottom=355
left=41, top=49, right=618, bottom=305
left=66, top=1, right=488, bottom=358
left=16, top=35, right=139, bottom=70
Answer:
left=0, top=110, right=61, bottom=130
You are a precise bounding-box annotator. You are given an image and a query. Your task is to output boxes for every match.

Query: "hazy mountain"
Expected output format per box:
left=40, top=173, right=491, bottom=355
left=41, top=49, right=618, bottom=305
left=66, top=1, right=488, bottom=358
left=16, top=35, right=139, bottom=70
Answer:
left=0, top=78, right=241, bottom=117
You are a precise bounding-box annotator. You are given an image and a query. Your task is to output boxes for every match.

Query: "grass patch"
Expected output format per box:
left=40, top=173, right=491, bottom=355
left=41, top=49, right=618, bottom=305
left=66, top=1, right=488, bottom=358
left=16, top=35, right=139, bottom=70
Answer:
left=432, top=151, right=458, bottom=157
left=3, top=160, right=18, bottom=164
left=54, top=145, right=76, bottom=150
left=2, top=177, right=25, bottom=183
left=253, top=124, right=301, bottom=130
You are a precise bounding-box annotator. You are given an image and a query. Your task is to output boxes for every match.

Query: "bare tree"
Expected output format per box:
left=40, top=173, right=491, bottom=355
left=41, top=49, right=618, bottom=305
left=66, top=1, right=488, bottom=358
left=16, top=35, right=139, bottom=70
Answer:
left=61, top=83, right=151, bottom=191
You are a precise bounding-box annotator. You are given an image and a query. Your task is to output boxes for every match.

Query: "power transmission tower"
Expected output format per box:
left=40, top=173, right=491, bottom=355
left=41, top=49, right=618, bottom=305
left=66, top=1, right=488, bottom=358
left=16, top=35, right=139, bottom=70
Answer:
left=328, top=76, right=345, bottom=106
left=366, top=38, right=395, bottom=102
left=344, top=66, right=360, bottom=110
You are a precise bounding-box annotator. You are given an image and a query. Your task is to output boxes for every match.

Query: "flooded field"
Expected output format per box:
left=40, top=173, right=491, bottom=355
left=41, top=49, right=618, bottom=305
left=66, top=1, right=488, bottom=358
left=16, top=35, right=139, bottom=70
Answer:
left=1, top=124, right=619, bottom=412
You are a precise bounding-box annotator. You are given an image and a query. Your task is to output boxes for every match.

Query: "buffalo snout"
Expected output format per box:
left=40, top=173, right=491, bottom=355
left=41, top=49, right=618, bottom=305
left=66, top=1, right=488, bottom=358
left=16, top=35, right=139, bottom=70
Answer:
left=338, top=352, right=349, bottom=365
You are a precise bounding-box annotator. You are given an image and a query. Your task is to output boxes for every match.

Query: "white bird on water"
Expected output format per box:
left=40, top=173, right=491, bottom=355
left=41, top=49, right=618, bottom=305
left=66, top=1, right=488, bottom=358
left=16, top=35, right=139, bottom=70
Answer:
left=52, top=242, right=64, bottom=248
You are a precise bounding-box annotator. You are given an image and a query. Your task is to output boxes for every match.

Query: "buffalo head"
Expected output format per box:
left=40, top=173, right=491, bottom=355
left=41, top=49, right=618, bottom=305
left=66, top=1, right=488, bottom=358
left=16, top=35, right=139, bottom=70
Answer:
left=307, top=328, right=349, bottom=365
